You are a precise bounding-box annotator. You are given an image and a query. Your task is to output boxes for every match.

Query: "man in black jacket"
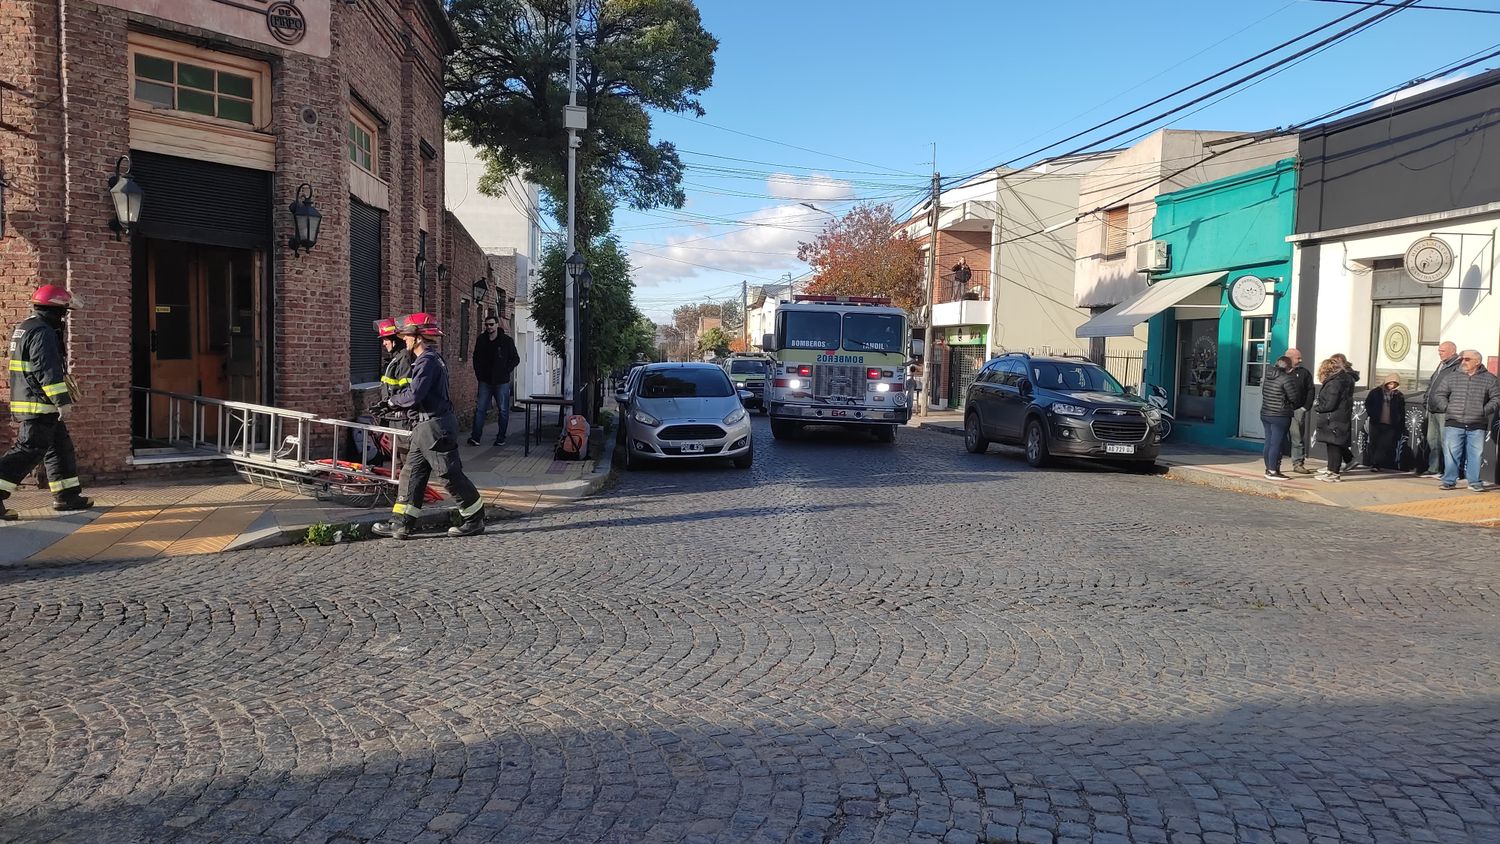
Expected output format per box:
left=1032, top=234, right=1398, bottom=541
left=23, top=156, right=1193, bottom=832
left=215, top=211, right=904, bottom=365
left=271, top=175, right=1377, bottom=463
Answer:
left=467, top=314, right=521, bottom=446
left=1283, top=348, right=1315, bottom=474
left=1260, top=357, right=1298, bottom=481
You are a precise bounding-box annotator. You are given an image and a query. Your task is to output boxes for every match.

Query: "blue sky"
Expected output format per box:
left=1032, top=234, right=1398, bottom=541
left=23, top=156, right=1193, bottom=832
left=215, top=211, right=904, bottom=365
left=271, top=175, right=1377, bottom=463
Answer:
left=620, top=0, right=1500, bottom=321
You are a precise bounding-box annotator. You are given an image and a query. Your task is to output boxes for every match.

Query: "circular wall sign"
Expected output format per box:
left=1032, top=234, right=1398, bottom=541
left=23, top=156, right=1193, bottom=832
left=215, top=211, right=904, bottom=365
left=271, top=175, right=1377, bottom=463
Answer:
left=1229, top=276, right=1267, bottom=311
left=266, top=1, right=308, bottom=46
left=1404, top=236, right=1453, bottom=285
left=1383, top=323, right=1413, bottom=362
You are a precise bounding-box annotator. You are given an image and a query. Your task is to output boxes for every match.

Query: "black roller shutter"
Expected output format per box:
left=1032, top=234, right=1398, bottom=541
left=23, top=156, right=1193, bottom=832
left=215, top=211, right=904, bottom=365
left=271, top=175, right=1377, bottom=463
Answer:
left=129, top=151, right=272, bottom=249
left=350, top=200, right=383, bottom=385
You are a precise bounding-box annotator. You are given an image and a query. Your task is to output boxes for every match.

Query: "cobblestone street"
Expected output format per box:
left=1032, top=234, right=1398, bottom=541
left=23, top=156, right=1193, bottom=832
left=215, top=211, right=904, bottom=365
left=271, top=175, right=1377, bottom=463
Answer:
left=2, top=421, right=1498, bottom=844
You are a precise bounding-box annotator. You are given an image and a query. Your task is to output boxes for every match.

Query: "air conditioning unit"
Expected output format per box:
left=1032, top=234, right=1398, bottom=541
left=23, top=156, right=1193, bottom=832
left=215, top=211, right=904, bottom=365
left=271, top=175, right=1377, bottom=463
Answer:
left=1134, top=240, right=1170, bottom=274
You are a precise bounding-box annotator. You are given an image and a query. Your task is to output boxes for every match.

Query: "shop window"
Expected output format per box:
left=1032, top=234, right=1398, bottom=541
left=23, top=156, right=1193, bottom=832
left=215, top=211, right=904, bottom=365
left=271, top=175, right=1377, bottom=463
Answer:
left=1176, top=319, right=1217, bottom=422
left=348, top=102, right=380, bottom=177
left=129, top=37, right=267, bottom=127
left=1102, top=206, right=1129, bottom=259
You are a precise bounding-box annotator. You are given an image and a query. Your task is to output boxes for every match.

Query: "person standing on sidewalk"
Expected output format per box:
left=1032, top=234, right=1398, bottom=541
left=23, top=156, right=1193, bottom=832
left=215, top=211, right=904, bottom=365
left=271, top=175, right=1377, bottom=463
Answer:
left=1363, top=375, right=1406, bottom=472
left=1284, top=348, right=1315, bottom=474
left=1430, top=349, right=1499, bottom=492
left=1418, top=341, right=1460, bottom=476
left=370, top=313, right=486, bottom=540
left=1260, top=357, right=1298, bottom=481
left=1313, top=356, right=1358, bottom=482
left=467, top=314, right=520, bottom=447
left=0, top=286, right=92, bottom=521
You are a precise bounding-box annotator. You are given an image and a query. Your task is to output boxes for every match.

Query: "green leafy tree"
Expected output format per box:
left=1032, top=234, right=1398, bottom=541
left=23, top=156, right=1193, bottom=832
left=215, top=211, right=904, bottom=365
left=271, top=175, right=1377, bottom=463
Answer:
left=446, top=0, right=718, bottom=242
left=531, top=238, right=650, bottom=377
left=696, top=326, right=732, bottom=359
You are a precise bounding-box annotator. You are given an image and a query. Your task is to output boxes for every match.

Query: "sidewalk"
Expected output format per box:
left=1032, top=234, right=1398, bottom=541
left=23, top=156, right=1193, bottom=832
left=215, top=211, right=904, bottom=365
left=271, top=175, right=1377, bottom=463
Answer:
left=912, top=408, right=1500, bottom=527
left=1, top=410, right=613, bottom=567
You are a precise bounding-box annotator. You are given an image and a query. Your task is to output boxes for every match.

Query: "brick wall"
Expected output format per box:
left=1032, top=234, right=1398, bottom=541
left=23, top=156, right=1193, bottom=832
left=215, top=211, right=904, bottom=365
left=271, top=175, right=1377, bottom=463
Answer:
left=441, top=209, right=487, bottom=431
left=933, top=229, right=992, bottom=306
left=1, top=0, right=458, bottom=479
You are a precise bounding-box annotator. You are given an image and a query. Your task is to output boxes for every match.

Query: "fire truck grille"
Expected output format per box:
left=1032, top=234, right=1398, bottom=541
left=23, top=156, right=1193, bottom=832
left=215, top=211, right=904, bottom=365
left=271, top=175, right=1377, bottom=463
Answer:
left=814, top=365, right=867, bottom=400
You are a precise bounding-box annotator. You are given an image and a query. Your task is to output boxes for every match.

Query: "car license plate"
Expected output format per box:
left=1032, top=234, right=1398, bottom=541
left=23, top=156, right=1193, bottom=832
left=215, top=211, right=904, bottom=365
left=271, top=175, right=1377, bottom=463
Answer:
left=831, top=409, right=848, bottom=417
left=1105, top=443, right=1135, bottom=454
left=680, top=442, right=704, bottom=453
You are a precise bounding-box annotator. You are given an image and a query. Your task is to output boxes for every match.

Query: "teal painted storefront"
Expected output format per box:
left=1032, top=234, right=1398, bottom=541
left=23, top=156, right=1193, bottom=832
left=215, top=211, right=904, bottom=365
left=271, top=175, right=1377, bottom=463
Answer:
left=1145, top=159, right=1298, bottom=452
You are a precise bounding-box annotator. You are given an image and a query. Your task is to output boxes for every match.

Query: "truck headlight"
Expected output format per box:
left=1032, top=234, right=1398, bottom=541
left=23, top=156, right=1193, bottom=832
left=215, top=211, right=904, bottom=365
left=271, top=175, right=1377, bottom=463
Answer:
left=788, top=378, right=803, bottom=390
left=735, top=381, right=746, bottom=388
left=875, top=383, right=890, bottom=392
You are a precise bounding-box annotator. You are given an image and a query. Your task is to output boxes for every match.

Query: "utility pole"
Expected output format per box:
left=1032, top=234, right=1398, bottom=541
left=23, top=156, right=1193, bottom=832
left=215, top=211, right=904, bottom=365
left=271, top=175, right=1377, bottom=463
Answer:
left=741, top=280, right=749, bottom=350
left=918, top=169, right=940, bottom=418
left=563, top=0, right=585, bottom=413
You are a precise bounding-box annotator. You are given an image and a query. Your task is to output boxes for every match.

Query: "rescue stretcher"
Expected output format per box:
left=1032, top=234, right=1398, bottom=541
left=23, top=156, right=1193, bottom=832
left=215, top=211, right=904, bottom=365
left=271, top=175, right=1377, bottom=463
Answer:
left=132, top=387, right=441, bottom=509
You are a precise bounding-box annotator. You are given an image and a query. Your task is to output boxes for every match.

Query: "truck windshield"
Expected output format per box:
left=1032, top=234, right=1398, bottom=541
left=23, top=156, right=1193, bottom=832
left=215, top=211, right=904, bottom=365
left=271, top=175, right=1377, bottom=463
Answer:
left=781, top=312, right=841, bottom=350
left=1030, top=362, right=1126, bottom=394
left=640, top=369, right=734, bottom=398
left=842, top=313, right=904, bottom=353
left=728, top=360, right=769, bottom=374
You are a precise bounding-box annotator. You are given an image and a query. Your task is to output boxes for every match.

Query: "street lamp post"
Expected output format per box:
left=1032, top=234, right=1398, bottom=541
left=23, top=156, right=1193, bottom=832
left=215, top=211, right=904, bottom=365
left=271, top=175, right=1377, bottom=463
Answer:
left=565, top=250, right=586, bottom=417
left=563, top=0, right=588, bottom=419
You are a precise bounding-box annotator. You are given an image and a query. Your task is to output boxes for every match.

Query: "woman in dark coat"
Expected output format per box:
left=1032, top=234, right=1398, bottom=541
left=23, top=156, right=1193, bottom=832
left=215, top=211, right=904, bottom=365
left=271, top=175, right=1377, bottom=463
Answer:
left=1363, top=374, right=1406, bottom=471
left=1313, top=356, right=1359, bottom=481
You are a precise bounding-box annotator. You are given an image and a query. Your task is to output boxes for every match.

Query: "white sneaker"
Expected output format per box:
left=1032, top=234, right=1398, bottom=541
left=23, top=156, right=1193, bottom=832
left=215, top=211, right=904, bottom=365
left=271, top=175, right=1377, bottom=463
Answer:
left=1316, top=473, right=1342, bottom=483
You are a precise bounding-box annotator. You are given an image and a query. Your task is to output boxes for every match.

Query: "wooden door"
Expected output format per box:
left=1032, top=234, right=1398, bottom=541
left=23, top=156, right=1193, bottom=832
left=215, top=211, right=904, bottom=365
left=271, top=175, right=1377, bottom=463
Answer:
left=148, top=241, right=198, bottom=437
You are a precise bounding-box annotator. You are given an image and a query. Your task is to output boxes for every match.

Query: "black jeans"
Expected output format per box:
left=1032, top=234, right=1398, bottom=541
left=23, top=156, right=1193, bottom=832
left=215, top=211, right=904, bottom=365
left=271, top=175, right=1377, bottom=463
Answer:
left=1326, top=443, right=1352, bottom=474
left=1261, top=414, right=1291, bottom=473
left=1368, top=422, right=1401, bottom=469
left=0, top=415, right=82, bottom=499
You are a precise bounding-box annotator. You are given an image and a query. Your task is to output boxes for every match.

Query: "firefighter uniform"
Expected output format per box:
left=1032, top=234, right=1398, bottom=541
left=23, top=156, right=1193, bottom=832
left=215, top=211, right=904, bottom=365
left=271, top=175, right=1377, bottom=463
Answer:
left=374, top=314, right=483, bottom=539
left=1, top=292, right=89, bottom=517
left=374, top=318, right=413, bottom=430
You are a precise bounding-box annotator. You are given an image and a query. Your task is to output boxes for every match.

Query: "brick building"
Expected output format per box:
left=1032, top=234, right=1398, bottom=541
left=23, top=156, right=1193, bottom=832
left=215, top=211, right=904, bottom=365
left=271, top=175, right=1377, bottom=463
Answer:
left=1, top=0, right=493, bottom=479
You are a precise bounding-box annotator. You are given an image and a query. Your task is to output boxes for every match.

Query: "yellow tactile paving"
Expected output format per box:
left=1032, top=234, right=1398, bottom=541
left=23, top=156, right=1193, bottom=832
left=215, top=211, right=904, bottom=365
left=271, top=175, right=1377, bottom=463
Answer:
left=26, top=505, right=168, bottom=563
left=157, top=505, right=273, bottom=557
left=90, top=505, right=219, bottom=563
left=1361, top=494, right=1500, bottom=525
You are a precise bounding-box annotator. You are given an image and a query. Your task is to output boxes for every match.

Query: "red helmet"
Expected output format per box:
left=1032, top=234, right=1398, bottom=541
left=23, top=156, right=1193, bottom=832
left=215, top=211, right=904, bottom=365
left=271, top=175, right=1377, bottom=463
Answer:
left=374, top=318, right=400, bottom=338
left=32, top=285, right=77, bottom=309
left=398, top=312, right=443, bottom=337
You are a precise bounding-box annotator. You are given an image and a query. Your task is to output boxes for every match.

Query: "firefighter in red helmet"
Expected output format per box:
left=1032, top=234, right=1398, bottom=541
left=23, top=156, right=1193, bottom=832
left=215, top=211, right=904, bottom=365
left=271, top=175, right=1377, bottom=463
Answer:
left=369, top=313, right=485, bottom=539
left=0, top=285, right=92, bottom=521
left=375, top=316, right=413, bottom=426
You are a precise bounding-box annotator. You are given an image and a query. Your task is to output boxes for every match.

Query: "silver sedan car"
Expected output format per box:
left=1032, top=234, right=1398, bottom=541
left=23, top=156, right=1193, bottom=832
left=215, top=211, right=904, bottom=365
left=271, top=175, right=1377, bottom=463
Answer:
left=615, top=363, right=755, bottom=469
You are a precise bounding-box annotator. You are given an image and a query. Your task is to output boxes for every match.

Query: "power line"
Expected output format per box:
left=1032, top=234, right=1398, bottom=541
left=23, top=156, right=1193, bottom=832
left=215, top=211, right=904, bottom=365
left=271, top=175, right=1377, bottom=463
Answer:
left=954, top=0, right=1415, bottom=183
left=1303, top=0, right=1500, bottom=12
left=662, top=112, right=922, bottom=177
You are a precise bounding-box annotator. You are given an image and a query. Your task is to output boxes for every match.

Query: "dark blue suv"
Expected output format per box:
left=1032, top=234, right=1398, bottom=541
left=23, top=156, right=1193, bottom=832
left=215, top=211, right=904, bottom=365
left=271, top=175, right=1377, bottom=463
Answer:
left=962, top=353, right=1164, bottom=468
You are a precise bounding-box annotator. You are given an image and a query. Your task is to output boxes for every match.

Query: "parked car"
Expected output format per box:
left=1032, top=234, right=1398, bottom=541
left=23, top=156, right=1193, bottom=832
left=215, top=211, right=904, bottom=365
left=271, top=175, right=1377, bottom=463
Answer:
left=721, top=354, right=773, bottom=413
left=615, top=363, right=755, bottom=470
left=962, top=353, right=1163, bottom=468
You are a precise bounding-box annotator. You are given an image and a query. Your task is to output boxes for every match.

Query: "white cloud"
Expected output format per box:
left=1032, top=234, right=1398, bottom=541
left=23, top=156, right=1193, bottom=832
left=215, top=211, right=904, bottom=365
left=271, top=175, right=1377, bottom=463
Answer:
left=628, top=202, right=823, bottom=287
left=626, top=173, right=856, bottom=289
left=1368, top=72, right=1474, bottom=109
left=766, top=172, right=856, bottom=201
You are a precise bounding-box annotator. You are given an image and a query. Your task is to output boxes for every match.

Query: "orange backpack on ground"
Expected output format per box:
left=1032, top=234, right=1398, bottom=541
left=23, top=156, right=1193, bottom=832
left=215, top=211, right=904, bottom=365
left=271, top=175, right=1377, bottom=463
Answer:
left=554, top=414, right=589, bottom=460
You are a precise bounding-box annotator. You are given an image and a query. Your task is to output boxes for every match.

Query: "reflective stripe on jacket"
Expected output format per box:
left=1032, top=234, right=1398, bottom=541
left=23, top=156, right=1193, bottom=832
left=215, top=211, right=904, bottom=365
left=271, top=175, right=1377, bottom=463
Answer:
left=7, top=314, right=72, bottom=418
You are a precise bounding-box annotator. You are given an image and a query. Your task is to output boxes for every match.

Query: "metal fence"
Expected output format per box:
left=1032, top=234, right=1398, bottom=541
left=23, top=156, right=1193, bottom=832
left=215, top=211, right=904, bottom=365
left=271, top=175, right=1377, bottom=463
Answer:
left=1103, top=352, right=1145, bottom=388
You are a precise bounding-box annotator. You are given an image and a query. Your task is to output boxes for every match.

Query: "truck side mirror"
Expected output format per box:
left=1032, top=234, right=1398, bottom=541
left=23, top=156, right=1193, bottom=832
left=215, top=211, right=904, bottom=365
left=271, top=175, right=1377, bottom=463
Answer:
left=761, top=333, right=776, bottom=352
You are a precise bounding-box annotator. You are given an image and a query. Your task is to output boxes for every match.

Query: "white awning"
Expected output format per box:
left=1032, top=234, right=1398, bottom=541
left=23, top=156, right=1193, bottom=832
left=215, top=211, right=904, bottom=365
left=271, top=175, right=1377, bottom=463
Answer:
left=1075, top=272, right=1227, bottom=338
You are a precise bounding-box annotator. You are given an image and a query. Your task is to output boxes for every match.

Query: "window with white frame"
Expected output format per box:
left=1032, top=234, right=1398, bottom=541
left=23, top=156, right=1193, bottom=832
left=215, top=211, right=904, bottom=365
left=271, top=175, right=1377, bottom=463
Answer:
left=129, top=36, right=268, bottom=127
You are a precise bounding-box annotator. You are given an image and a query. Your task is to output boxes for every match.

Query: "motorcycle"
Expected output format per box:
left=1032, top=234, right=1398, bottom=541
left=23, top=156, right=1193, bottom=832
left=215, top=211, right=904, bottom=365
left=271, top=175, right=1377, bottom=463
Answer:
left=1143, top=384, right=1174, bottom=440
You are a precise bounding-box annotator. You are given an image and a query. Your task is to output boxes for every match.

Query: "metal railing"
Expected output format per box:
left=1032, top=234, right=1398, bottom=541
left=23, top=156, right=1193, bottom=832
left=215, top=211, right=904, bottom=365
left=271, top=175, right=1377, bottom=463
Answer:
left=132, top=387, right=414, bottom=505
